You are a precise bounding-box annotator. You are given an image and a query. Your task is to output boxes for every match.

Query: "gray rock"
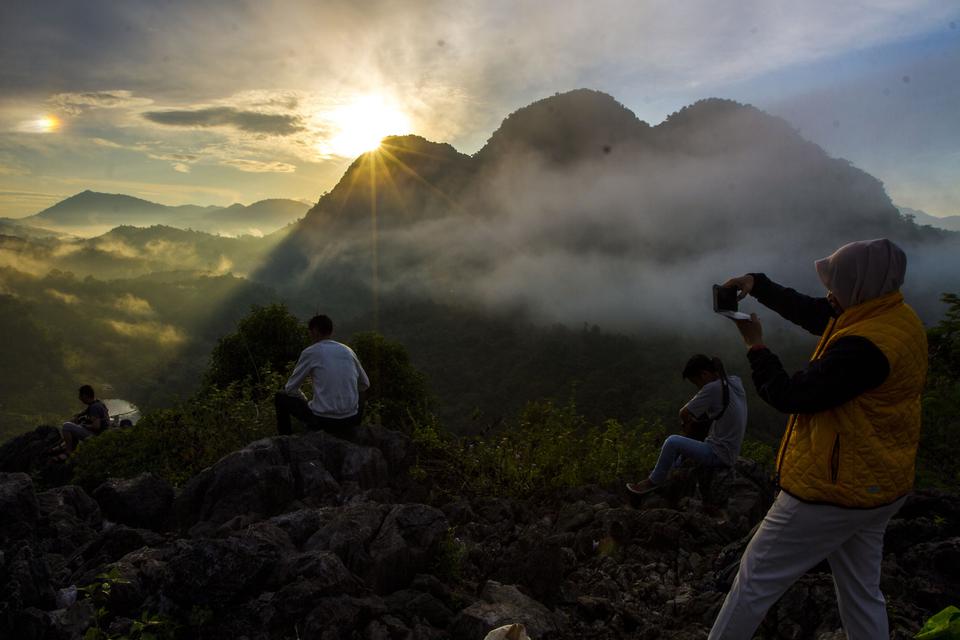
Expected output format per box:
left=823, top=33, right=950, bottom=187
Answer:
left=451, top=581, right=558, bottom=640
left=162, top=536, right=278, bottom=607
left=70, top=524, right=165, bottom=585
left=93, top=473, right=173, bottom=530
left=304, top=502, right=392, bottom=571
left=268, top=508, right=324, bottom=548
left=174, top=438, right=299, bottom=531
left=365, top=504, right=449, bottom=593
left=384, top=589, right=455, bottom=628
left=350, top=424, right=414, bottom=472
left=37, top=485, right=102, bottom=556
left=173, top=432, right=400, bottom=533
left=0, top=426, right=61, bottom=474
left=0, top=472, right=39, bottom=543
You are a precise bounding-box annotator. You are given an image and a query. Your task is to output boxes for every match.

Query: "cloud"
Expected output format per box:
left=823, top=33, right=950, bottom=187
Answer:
left=220, top=158, right=297, bottom=173
left=106, top=319, right=185, bottom=345
left=113, top=293, right=154, bottom=317
left=45, top=288, right=80, bottom=304
left=142, top=106, right=304, bottom=135
left=49, top=90, right=153, bottom=115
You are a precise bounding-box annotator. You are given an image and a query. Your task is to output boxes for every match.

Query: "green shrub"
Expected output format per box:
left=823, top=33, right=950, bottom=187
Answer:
left=350, top=331, right=431, bottom=432
left=73, top=372, right=281, bottom=489
left=740, top=438, right=776, bottom=471
left=413, top=398, right=662, bottom=498
left=205, top=303, right=307, bottom=389
left=917, top=293, right=960, bottom=489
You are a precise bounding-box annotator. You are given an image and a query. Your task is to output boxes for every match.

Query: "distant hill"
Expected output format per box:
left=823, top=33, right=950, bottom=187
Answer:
left=19, top=190, right=309, bottom=237
left=899, top=206, right=960, bottom=232
left=0, top=223, right=290, bottom=281
left=0, top=217, right=73, bottom=240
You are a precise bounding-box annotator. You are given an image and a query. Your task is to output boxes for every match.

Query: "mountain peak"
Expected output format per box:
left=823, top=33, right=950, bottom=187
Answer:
left=476, top=89, right=649, bottom=164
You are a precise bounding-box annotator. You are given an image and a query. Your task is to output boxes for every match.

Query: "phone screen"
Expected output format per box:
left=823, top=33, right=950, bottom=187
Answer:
left=713, top=284, right=738, bottom=313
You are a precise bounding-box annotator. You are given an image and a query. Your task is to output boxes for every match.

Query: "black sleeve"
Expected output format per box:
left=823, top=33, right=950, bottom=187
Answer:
left=749, top=273, right=837, bottom=336
left=746, top=336, right=890, bottom=414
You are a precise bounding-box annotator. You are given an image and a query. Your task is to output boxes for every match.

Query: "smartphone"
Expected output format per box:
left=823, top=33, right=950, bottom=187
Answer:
left=713, top=284, right=737, bottom=312
left=713, top=284, right=751, bottom=320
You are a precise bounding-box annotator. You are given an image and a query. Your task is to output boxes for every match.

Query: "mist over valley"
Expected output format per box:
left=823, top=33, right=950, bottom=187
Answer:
left=1, top=90, right=957, bottom=438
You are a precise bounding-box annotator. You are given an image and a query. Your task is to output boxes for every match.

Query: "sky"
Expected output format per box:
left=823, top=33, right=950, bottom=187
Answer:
left=0, top=0, right=958, bottom=218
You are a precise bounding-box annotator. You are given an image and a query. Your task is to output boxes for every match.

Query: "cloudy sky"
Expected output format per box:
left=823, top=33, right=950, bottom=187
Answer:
left=0, top=0, right=957, bottom=218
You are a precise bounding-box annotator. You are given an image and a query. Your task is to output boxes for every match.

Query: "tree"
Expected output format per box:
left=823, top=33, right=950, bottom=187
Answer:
left=917, top=293, right=960, bottom=488
left=350, top=331, right=431, bottom=432
left=205, top=303, right=308, bottom=388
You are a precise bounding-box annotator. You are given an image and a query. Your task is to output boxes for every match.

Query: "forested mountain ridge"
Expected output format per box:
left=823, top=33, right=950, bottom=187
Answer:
left=257, top=90, right=956, bottom=327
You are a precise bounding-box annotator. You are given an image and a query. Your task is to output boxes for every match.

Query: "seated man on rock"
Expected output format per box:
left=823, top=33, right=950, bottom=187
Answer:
left=62, top=384, right=110, bottom=453
left=627, top=355, right=748, bottom=495
left=275, top=314, right=370, bottom=438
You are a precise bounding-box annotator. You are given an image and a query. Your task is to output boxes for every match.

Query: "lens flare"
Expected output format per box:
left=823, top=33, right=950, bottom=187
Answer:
left=320, top=95, right=412, bottom=158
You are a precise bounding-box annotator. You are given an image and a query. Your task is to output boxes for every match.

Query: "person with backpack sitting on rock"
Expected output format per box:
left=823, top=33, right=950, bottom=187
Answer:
left=61, top=384, right=110, bottom=454
left=275, top=314, right=370, bottom=438
left=626, top=355, right=748, bottom=496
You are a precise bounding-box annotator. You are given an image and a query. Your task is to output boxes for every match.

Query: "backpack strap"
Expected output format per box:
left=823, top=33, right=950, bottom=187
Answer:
left=707, top=357, right=730, bottom=421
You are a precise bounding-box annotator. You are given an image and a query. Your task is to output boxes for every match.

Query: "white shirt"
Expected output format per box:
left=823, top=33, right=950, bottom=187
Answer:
left=284, top=339, right=370, bottom=418
left=683, top=376, right=748, bottom=467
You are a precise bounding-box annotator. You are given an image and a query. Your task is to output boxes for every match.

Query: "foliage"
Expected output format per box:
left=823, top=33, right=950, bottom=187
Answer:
left=915, top=605, right=960, bottom=639
left=917, top=293, right=960, bottom=489
left=412, top=398, right=663, bottom=498
left=79, top=568, right=179, bottom=640
left=740, top=438, right=776, bottom=471
left=0, top=267, right=278, bottom=438
left=431, top=530, right=468, bottom=581
left=928, top=293, right=960, bottom=382
left=350, top=331, right=431, bottom=432
left=205, top=303, right=307, bottom=389
left=73, top=372, right=281, bottom=489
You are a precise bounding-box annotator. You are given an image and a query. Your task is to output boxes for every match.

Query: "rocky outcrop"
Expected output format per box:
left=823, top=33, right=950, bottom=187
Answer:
left=0, top=436, right=957, bottom=639
left=0, top=426, right=62, bottom=474
left=93, top=473, right=174, bottom=530
left=173, top=429, right=399, bottom=536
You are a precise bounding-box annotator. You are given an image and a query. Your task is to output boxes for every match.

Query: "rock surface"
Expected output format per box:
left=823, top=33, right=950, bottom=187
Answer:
left=0, top=435, right=957, bottom=639
left=93, top=472, right=174, bottom=530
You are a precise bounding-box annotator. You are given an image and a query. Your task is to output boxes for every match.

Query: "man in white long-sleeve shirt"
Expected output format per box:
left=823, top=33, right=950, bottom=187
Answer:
left=275, top=314, right=370, bottom=436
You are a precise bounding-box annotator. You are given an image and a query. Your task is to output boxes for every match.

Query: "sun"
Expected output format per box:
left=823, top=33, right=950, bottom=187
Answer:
left=21, top=114, right=61, bottom=133
left=323, top=95, right=412, bottom=158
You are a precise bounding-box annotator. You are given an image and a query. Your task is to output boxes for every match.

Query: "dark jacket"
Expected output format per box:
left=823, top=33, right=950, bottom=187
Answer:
left=746, top=273, right=890, bottom=412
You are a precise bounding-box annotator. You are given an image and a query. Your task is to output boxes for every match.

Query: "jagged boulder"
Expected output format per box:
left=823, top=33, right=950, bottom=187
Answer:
left=36, top=484, right=102, bottom=556
left=305, top=502, right=449, bottom=594
left=0, top=472, right=40, bottom=543
left=173, top=432, right=397, bottom=535
left=93, top=472, right=174, bottom=530
left=451, top=581, right=558, bottom=640
left=0, top=426, right=61, bottom=474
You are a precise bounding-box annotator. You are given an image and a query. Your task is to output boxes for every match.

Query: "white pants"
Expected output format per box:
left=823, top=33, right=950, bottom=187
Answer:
left=709, top=490, right=906, bottom=640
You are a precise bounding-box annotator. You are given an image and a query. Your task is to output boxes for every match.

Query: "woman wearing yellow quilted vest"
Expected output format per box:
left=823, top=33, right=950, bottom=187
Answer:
left=708, top=238, right=928, bottom=640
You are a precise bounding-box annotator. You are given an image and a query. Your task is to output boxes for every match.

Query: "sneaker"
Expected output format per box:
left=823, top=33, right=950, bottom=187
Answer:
left=625, top=479, right=660, bottom=496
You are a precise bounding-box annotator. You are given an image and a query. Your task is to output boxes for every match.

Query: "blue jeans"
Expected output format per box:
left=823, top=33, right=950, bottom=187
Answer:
left=649, top=434, right=722, bottom=484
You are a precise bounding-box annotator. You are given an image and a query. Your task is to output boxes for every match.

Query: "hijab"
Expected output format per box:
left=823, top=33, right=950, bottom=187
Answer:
left=815, top=239, right=907, bottom=310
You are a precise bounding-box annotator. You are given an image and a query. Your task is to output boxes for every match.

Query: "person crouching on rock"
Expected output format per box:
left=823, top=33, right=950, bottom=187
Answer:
left=275, top=314, right=370, bottom=439
left=626, top=355, right=748, bottom=495
left=708, top=239, right=927, bottom=640
left=62, top=384, right=110, bottom=453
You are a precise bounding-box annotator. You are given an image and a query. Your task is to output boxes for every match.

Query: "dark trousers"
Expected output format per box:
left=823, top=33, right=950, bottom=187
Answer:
left=274, top=392, right=361, bottom=438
